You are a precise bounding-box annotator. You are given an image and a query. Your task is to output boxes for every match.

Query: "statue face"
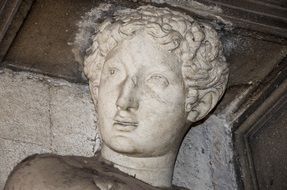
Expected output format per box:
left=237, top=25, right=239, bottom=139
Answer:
left=97, top=33, right=188, bottom=157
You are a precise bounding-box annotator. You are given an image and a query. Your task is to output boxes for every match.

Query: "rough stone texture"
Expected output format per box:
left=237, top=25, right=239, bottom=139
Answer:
left=174, top=124, right=213, bottom=190
left=0, top=69, right=99, bottom=190
left=50, top=84, right=99, bottom=155
left=0, top=71, right=51, bottom=147
left=172, top=81, right=258, bottom=190
left=173, top=114, right=237, bottom=190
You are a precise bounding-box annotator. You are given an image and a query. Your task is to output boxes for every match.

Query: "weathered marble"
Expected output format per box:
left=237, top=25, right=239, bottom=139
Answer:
left=80, top=5, right=228, bottom=188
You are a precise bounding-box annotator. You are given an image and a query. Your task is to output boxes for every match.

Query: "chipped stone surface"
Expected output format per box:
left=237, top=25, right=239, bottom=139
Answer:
left=174, top=124, right=213, bottom=190
left=174, top=115, right=237, bottom=190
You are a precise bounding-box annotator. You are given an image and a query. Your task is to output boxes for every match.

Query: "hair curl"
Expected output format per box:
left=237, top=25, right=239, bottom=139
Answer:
left=82, top=5, right=228, bottom=121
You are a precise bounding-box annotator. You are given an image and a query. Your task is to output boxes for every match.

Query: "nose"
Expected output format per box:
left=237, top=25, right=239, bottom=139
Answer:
left=116, top=77, right=139, bottom=111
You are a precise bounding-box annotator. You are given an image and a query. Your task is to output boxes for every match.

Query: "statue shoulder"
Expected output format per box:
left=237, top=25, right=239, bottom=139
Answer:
left=4, top=154, right=98, bottom=190
left=4, top=153, right=188, bottom=190
left=4, top=154, right=60, bottom=190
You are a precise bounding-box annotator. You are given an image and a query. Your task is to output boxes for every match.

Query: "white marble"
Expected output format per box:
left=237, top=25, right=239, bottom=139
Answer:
left=83, top=5, right=229, bottom=188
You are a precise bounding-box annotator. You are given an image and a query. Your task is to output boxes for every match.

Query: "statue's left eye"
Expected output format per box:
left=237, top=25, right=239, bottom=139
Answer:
left=108, top=68, right=118, bottom=75
left=146, top=74, right=169, bottom=88
left=110, top=69, right=115, bottom=75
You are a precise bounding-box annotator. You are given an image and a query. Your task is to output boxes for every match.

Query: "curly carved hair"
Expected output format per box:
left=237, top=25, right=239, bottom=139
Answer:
left=83, top=5, right=228, bottom=121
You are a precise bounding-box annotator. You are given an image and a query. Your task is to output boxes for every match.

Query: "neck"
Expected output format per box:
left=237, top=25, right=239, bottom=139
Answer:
left=101, top=145, right=177, bottom=188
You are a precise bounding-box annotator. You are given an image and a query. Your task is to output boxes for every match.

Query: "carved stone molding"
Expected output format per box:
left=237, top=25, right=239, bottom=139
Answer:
left=187, top=0, right=287, bottom=39
left=0, top=0, right=34, bottom=61
left=234, top=57, right=287, bottom=190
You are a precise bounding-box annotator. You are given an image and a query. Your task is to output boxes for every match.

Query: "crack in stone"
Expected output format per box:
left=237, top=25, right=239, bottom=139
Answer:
left=47, top=85, right=55, bottom=152
left=0, top=136, right=43, bottom=147
left=92, top=133, right=101, bottom=156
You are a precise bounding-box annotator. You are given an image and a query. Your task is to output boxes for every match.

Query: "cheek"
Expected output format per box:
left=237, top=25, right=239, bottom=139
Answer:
left=139, top=86, right=186, bottom=128
left=97, top=87, right=118, bottom=141
left=97, top=85, right=118, bottom=121
left=98, top=75, right=121, bottom=104
left=141, top=84, right=186, bottom=112
left=137, top=99, right=186, bottom=153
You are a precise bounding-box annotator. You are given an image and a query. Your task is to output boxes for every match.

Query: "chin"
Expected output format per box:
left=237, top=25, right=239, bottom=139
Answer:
left=107, top=136, right=139, bottom=154
left=109, top=139, right=167, bottom=157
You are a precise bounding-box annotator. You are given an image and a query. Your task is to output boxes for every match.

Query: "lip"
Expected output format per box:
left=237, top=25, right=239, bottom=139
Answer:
left=113, top=119, right=138, bottom=132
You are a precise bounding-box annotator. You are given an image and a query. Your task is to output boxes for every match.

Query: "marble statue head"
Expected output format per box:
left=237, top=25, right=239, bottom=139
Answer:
left=82, top=5, right=228, bottom=158
left=3, top=5, right=229, bottom=190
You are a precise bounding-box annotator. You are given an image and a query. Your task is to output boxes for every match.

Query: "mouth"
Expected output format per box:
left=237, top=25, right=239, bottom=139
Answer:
left=113, top=120, right=138, bottom=132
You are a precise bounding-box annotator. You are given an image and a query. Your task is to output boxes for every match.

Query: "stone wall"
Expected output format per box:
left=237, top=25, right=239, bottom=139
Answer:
left=0, top=68, right=238, bottom=190
left=0, top=69, right=100, bottom=189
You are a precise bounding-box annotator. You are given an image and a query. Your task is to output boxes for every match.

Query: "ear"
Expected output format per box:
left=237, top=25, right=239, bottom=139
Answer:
left=187, top=91, right=218, bottom=122
left=89, top=81, right=99, bottom=106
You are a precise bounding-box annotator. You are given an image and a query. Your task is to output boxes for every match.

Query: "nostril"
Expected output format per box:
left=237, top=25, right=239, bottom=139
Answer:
left=116, top=77, right=139, bottom=111
left=116, top=96, right=139, bottom=111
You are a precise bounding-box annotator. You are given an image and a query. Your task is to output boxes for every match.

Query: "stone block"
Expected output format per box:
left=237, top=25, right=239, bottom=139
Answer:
left=174, top=115, right=237, bottom=190
left=174, top=125, right=213, bottom=190
left=0, top=69, right=100, bottom=189
left=0, top=70, right=51, bottom=147
left=49, top=83, right=99, bottom=156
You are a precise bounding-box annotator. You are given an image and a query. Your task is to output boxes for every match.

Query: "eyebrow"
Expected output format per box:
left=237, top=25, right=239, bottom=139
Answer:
left=105, top=55, right=118, bottom=64
left=144, top=65, right=178, bottom=78
left=104, top=56, right=123, bottom=68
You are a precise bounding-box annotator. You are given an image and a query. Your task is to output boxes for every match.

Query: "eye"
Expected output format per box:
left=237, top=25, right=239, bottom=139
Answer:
left=146, top=74, right=169, bottom=88
left=108, top=67, right=119, bottom=76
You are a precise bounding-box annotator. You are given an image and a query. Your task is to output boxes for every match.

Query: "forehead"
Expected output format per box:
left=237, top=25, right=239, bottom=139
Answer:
left=104, top=32, right=181, bottom=72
